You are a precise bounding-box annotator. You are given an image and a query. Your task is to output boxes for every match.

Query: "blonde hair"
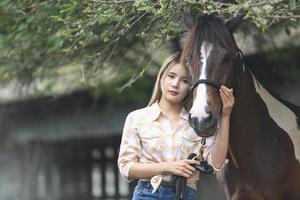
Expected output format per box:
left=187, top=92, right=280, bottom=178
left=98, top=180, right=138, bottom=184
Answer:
left=148, top=52, right=192, bottom=110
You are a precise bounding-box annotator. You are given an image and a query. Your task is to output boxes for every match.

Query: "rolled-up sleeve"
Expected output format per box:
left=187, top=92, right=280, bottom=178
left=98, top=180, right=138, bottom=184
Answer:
left=118, top=112, right=142, bottom=182
left=203, top=136, right=228, bottom=172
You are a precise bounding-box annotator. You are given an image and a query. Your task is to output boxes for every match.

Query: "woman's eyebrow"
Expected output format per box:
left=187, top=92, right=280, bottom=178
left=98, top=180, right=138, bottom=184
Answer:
left=167, top=71, right=177, bottom=76
left=168, top=71, right=189, bottom=79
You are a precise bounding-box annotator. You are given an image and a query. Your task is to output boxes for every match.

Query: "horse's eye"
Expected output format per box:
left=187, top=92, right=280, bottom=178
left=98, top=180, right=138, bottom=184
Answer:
left=222, top=54, right=230, bottom=63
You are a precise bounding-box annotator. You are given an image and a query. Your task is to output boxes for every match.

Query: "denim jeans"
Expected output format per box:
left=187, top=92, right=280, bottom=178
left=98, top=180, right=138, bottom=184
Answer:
left=132, top=180, right=197, bottom=200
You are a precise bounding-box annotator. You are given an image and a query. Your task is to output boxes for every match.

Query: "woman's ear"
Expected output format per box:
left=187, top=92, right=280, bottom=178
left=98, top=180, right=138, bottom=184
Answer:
left=183, top=13, right=196, bottom=30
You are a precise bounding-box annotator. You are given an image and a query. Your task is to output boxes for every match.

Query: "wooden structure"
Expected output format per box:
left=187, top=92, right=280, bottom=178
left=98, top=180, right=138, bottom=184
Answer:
left=0, top=91, right=138, bottom=200
left=23, top=137, right=137, bottom=200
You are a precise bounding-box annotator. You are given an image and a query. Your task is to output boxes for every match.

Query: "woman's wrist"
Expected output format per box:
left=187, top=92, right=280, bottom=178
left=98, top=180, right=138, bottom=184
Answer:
left=159, top=162, right=171, bottom=175
left=221, top=112, right=231, bottom=119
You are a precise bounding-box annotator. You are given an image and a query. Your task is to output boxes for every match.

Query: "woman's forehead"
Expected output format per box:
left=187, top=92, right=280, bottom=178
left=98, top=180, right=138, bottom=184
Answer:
left=167, top=63, right=189, bottom=76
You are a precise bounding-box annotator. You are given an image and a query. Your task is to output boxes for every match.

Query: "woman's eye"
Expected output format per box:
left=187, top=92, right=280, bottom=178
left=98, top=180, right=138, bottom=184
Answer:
left=168, top=74, right=175, bottom=79
left=182, top=79, right=189, bottom=84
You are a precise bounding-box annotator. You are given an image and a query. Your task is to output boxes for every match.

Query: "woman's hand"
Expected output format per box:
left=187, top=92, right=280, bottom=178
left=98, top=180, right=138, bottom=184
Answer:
left=219, top=85, right=235, bottom=117
left=166, top=159, right=199, bottom=178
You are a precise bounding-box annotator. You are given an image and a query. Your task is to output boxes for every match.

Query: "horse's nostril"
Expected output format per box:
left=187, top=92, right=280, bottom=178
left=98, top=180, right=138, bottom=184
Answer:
left=206, top=111, right=212, bottom=121
left=205, top=106, right=213, bottom=117
left=188, top=114, right=199, bottom=129
left=188, top=114, right=193, bottom=126
left=200, top=113, right=214, bottom=128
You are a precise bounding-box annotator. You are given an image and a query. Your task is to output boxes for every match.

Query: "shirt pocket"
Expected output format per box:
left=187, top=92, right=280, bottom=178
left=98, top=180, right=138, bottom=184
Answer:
left=180, top=131, right=201, bottom=156
left=139, top=128, right=161, bottom=153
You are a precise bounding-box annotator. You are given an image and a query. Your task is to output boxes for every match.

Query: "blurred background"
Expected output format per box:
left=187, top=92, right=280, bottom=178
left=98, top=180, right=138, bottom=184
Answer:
left=0, top=1, right=299, bottom=200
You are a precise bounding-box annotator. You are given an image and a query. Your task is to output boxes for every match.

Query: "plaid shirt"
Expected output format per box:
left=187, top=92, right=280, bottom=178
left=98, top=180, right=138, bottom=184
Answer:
left=118, top=102, right=223, bottom=192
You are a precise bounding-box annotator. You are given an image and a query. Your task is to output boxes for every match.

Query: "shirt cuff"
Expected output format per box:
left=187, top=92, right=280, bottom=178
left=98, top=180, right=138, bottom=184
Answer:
left=119, top=162, right=135, bottom=182
left=207, top=154, right=228, bottom=172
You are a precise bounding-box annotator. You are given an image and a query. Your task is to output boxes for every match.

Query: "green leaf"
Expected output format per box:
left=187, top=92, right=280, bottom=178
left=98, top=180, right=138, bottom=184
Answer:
left=263, top=5, right=273, bottom=13
left=289, top=0, right=296, bottom=9
left=51, top=15, right=64, bottom=22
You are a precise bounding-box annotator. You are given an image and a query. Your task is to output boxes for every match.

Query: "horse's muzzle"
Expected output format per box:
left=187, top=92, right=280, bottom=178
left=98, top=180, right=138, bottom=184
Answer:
left=188, top=113, right=218, bottom=137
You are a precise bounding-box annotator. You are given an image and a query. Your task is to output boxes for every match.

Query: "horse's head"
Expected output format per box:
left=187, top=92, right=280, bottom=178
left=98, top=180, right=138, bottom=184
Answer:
left=181, top=12, right=244, bottom=137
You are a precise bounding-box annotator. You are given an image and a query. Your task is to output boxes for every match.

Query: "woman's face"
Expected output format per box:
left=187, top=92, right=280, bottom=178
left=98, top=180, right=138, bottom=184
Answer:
left=160, top=63, right=190, bottom=104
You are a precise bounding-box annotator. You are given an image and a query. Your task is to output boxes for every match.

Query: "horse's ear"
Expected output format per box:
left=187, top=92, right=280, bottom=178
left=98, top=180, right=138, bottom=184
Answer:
left=183, top=13, right=196, bottom=30
left=225, top=10, right=245, bottom=33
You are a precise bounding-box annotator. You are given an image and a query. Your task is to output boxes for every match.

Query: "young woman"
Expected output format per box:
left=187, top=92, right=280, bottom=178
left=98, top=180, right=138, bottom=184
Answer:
left=118, top=52, right=235, bottom=200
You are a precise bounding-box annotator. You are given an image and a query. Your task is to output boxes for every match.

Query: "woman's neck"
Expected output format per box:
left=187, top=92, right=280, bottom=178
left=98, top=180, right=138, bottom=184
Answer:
left=158, top=99, right=182, bottom=119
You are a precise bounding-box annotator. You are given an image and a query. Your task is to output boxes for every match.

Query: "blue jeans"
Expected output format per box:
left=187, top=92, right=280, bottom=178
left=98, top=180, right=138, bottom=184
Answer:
left=132, top=180, right=197, bottom=200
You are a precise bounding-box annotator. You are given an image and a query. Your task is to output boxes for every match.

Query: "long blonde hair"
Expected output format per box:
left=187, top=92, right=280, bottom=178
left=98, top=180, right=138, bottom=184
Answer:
left=148, top=52, right=192, bottom=110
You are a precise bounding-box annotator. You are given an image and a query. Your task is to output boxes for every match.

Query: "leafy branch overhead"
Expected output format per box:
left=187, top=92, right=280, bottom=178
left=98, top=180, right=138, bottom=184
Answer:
left=0, top=0, right=299, bottom=90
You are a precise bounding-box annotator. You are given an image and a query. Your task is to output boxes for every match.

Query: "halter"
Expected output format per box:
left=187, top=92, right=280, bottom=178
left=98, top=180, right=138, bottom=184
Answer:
left=183, top=57, right=221, bottom=94
left=191, top=79, right=221, bottom=92
left=183, top=48, right=243, bottom=93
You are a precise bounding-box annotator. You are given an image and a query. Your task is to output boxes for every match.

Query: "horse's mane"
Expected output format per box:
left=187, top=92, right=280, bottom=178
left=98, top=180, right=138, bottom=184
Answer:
left=263, top=84, right=300, bottom=128
left=181, top=14, right=238, bottom=82
left=248, top=65, right=300, bottom=128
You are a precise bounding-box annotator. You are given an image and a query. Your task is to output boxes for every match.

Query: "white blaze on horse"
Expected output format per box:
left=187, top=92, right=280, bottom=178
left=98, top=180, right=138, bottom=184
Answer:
left=180, top=12, right=300, bottom=200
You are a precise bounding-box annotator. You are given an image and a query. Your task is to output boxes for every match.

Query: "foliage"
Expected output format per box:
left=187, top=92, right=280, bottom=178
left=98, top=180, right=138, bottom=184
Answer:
left=0, top=0, right=299, bottom=97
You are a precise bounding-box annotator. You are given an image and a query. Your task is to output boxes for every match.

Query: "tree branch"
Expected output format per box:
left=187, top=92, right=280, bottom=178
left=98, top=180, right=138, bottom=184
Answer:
left=265, top=15, right=300, bottom=19
left=89, top=0, right=134, bottom=4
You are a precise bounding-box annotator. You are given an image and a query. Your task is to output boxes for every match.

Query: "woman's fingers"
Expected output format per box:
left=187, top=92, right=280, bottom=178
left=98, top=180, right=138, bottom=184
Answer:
left=220, top=86, right=234, bottom=103
left=179, top=172, right=191, bottom=178
left=220, top=90, right=229, bottom=101
left=220, top=85, right=232, bottom=91
left=220, top=92, right=231, bottom=106
left=185, top=163, right=197, bottom=172
left=220, top=85, right=235, bottom=116
left=174, top=168, right=191, bottom=177
left=220, top=86, right=233, bottom=97
left=172, top=159, right=199, bottom=177
left=185, top=159, right=200, bottom=165
left=181, top=168, right=193, bottom=177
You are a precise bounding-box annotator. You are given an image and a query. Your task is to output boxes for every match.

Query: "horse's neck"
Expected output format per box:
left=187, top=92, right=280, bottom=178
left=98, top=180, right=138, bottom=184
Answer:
left=232, top=70, right=266, bottom=129
left=229, top=70, right=264, bottom=151
left=231, top=68, right=300, bottom=162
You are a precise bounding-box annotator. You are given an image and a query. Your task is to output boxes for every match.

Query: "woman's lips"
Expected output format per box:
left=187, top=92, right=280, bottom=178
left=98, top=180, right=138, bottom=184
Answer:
left=169, top=90, right=178, bottom=96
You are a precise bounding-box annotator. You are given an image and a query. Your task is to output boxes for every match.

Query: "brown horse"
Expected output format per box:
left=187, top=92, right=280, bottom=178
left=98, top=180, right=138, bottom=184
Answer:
left=180, top=13, right=300, bottom=200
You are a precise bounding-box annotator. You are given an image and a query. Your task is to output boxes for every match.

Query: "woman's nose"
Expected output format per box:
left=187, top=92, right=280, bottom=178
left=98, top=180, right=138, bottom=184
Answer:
left=172, top=79, right=180, bottom=88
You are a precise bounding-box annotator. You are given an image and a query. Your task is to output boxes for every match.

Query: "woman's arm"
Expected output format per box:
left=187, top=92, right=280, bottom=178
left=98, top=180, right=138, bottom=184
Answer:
left=128, top=159, right=199, bottom=180
left=211, top=115, right=230, bottom=169
left=210, top=86, right=234, bottom=169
